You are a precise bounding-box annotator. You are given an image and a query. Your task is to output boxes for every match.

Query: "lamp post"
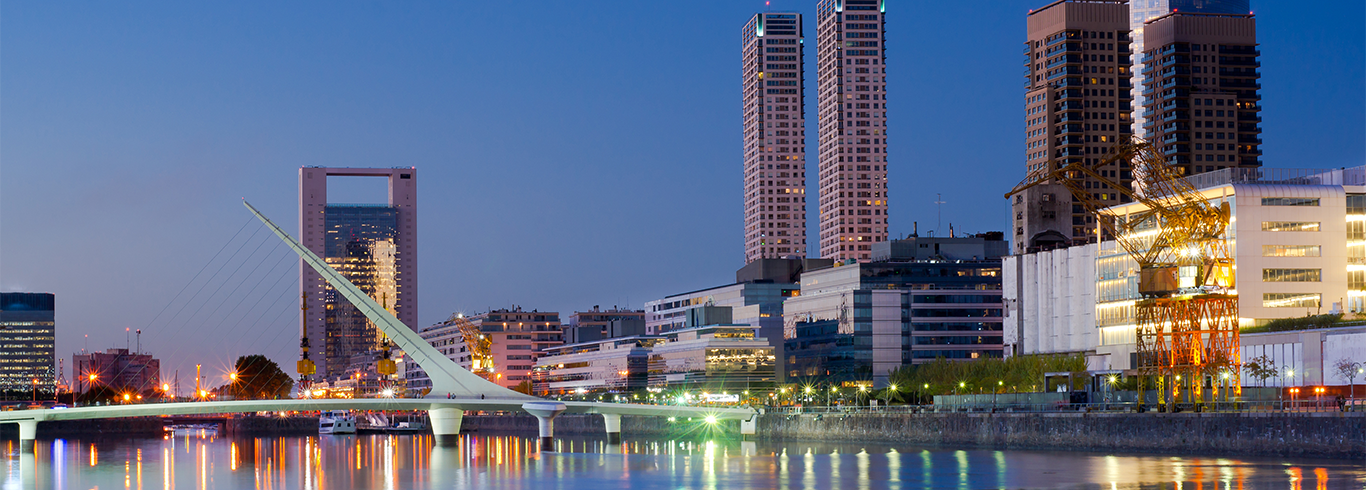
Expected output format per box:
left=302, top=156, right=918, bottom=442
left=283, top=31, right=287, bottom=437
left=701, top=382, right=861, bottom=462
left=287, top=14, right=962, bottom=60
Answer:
left=32, top=379, right=39, bottom=402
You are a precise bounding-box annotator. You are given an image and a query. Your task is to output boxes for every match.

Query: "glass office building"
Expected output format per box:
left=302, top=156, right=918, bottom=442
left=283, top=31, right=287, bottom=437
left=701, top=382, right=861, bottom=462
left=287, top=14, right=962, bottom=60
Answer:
left=0, top=293, right=55, bottom=392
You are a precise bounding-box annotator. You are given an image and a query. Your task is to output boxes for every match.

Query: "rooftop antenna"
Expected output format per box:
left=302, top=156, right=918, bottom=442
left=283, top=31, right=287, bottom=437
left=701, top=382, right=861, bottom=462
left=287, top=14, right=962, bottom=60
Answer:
left=935, top=194, right=947, bottom=236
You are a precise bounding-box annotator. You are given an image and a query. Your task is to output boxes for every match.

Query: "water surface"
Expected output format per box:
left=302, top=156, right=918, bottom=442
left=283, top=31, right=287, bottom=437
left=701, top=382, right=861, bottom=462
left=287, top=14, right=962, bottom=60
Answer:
left=4, top=428, right=1362, bottom=489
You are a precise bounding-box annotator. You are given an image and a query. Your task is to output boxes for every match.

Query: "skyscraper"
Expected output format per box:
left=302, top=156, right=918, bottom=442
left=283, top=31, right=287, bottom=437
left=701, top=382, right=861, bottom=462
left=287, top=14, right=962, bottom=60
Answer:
left=1129, top=0, right=1251, bottom=137
left=1141, top=10, right=1260, bottom=173
left=299, top=167, right=417, bottom=382
left=742, top=12, right=808, bottom=263
left=1015, top=0, right=1132, bottom=251
left=0, top=293, right=55, bottom=392
left=816, top=0, right=889, bottom=262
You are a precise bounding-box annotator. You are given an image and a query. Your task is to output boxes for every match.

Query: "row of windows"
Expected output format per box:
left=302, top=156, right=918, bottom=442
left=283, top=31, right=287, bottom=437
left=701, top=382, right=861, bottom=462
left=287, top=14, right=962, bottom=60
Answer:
left=1262, top=221, right=1319, bottom=232
left=1262, top=197, right=1320, bottom=207
left=1263, top=293, right=1320, bottom=309
left=1263, top=245, right=1321, bottom=257
left=1262, top=268, right=1321, bottom=283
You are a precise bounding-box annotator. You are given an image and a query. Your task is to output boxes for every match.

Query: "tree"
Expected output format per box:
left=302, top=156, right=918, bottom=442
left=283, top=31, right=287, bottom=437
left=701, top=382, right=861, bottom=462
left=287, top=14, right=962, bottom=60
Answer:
left=1333, top=358, right=1363, bottom=402
left=225, top=355, right=294, bottom=399
left=1242, top=354, right=1277, bottom=388
left=512, top=380, right=533, bottom=395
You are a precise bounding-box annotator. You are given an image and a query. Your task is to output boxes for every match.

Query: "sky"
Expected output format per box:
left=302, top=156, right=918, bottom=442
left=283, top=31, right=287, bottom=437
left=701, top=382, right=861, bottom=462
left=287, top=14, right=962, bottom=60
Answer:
left=2, top=1, right=1363, bottom=387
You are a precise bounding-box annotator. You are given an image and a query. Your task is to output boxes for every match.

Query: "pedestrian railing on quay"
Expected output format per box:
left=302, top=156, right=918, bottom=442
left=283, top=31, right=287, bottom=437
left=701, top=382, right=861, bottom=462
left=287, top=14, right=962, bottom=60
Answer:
left=763, top=399, right=1366, bottom=415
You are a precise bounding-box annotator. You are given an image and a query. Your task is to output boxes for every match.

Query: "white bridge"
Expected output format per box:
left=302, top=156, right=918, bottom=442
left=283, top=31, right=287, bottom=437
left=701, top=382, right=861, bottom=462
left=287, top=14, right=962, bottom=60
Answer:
left=1, top=201, right=756, bottom=452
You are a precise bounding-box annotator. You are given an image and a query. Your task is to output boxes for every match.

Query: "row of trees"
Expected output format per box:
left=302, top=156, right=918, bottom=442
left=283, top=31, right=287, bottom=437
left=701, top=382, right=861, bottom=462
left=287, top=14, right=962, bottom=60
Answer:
left=887, top=353, right=1088, bottom=396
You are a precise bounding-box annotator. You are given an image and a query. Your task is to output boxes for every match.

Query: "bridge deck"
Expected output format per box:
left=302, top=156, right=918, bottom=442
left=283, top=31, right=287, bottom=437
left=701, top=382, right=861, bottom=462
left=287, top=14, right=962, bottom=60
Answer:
left=0, top=398, right=755, bottom=424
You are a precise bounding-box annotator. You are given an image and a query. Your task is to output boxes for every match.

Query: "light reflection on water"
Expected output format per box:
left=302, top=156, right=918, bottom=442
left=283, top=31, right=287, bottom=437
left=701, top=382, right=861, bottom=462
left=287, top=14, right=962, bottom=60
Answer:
left=3, top=429, right=1363, bottom=489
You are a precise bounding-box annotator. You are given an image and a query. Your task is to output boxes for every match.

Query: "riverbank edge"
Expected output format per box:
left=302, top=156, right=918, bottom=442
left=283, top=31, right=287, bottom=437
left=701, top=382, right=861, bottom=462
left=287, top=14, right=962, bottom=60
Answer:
left=5, top=412, right=1361, bottom=460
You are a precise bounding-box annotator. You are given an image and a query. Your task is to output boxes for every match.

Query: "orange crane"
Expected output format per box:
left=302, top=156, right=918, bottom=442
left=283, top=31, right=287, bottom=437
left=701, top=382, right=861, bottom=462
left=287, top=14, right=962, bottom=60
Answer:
left=1006, top=139, right=1239, bottom=410
left=446, top=313, right=495, bottom=380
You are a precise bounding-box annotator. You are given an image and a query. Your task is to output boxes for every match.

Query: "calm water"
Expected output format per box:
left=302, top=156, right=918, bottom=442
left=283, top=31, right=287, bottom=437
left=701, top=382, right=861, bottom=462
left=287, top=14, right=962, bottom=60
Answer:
left=4, top=428, right=1363, bottom=489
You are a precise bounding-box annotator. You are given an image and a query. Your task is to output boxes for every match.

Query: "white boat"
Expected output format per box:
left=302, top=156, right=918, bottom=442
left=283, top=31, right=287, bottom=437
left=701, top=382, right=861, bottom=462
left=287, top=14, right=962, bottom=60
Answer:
left=319, top=410, right=356, bottom=434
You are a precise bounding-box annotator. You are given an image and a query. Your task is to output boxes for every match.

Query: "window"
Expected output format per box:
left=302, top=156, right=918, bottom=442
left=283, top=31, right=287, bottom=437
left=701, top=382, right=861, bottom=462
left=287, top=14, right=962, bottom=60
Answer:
left=1262, top=221, right=1319, bottom=232
left=1263, top=293, right=1321, bottom=308
left=1262, top=268, right=1321, bottom=282
left=1261, top=197, right=1320, bottom=207
left=1263, top=245, right=1321, bottom=257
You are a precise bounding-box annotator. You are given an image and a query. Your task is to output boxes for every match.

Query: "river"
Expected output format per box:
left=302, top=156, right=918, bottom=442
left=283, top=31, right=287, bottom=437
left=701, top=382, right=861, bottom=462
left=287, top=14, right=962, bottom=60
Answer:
left=4, top=428, right=1363, bottom=489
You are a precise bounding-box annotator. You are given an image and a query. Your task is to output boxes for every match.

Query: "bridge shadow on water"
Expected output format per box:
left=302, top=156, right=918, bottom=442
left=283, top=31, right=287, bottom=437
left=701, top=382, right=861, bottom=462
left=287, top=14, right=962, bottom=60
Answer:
left=4, top=428, right=1364, bottom=489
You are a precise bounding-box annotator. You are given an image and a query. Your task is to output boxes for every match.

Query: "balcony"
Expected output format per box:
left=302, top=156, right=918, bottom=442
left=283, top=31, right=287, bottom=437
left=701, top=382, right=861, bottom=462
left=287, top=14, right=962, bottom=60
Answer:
left=1056, top=112, right=1084, bottom=123
left=1056, top=147, right=1084, bottom=158
left=1220, top=80, right=1261, bottom=90
left=1055, top=101, right=1084, bottom=112
left=1218, top=46, right=1259, bottom=56
left=1238, top=114, right=1262, bottom=123
left=1058, top=124, right=1084, bottom=135
left=1045, top=55, right=1083, bottom=69
left=1056, top=89, right=1083, bottom=100
left=1162, top=133, right=1190, bottom=144
left=1238, top=135, right=1263, bottom=144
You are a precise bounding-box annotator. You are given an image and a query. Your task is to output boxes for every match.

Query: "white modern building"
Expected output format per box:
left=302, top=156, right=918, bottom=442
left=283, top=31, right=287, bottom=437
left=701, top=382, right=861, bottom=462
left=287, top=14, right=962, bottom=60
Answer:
left=531, top=336, right=664, bottom=396
left=1005, top=167, right=1366, bottom=387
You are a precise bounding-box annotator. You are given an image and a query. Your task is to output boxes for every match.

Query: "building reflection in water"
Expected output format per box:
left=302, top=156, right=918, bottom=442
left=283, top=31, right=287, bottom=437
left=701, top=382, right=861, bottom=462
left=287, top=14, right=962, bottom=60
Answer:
left=0, top=431, right=1362, bottom=489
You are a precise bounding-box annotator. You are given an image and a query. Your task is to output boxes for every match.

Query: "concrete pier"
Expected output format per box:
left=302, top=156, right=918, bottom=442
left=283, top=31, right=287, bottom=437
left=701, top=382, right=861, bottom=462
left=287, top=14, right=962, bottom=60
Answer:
left=602, top=413, right=622, bottom=444
left=521, top=402, right=566, bottom=452
left=428, top=408, right=463, bottom=446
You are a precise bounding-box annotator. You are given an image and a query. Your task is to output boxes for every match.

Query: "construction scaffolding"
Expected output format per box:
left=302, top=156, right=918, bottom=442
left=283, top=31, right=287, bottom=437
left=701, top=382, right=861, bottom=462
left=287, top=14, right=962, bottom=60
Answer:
left=1006, top=139, right=1240, bottom=410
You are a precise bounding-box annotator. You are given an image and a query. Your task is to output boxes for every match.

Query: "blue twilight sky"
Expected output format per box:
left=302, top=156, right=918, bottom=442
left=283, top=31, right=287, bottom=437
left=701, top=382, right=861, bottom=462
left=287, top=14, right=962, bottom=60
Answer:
left=2, top=1, right=1362, bottom=383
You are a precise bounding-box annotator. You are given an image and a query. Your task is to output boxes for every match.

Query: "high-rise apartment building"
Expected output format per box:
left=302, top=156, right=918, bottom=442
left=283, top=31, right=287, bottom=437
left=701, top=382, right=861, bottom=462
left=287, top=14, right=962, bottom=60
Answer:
left=1142, top=11, right=1260, bottom=173
left=816, top=0, right=889, bottom=262
left=742, top=12, right=808, bottom=262
left=1016, top=0, right=1133, bottom=251
left=1129, top=0, right=1251, bottom=136
left=0, top=293, right=55, bottom=392
left=299, top=167, right=417, bottom=382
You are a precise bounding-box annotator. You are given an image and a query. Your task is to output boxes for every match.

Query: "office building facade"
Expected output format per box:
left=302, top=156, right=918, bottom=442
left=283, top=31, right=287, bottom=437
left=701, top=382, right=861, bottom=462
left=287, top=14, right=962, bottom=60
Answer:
left=1017, top=0, right=1133, bottom=251
left=784, top=234, right=1007, bottom=387
left=1004, top=167, right=1366, bottom=384
left=1141, top=10, right=1260, bottom=173
left=0, top=293, right=55, bottom=392
left=72, top=348, right=160, bottom=395
left=742, top=12, right=809, bottom=262
left=816, top=0, right=890, bottom=262
left=299, top=167, right=417, bottom=382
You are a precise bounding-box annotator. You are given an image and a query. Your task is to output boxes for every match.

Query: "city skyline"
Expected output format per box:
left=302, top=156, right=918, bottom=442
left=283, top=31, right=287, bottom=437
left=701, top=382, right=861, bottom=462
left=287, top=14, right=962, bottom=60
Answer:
left=1, top=1, right=1362, bottom=383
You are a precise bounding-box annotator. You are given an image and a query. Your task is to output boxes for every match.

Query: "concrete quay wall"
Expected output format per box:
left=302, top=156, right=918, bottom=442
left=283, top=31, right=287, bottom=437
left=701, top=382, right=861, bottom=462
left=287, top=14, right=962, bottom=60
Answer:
left=757, top=412, right=1366, bottom=460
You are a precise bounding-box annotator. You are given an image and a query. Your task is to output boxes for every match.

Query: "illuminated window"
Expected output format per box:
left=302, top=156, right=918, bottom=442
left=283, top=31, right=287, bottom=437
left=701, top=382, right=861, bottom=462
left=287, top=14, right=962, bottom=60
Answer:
left=1262, top=245, right=1321, bottom=257
left=1263, top=293, right=1321, bottom=308
left=1261, top=197, right=1320, bottom=207
left=1262, top=221, right=1320, bottom=232
left=1262, top=269, right=1321, bottom=282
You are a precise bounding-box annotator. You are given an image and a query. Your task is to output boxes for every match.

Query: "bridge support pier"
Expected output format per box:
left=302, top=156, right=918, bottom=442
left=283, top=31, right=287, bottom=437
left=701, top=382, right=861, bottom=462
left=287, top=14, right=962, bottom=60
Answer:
left=521, top=402, right=566, bottom=452
left=602, top=413, right=621, bottom=444
left=18, top=420, right=38, bottom=452
left=741, top=416, right=757, bottom=441
left=428, top=408, right=463, bottom=446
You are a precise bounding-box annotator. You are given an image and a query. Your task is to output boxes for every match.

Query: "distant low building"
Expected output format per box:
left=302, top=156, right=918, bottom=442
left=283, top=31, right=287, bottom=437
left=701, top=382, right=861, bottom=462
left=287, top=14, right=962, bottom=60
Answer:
left=0, top=293, right=56, bottom=392
left=531, top=336, right=665, bottom=396
left=411, top=307, right=562, bottom=390
left=648, top=324, right=776, bottom=391
left=73, top=348, right=160, bottom=395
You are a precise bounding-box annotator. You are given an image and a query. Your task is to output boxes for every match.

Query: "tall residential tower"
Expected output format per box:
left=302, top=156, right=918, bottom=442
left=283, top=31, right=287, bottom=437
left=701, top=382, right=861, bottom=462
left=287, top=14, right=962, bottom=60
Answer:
left=299, top=167, right=417, bottom=382
left=1141, top=10, right=1260, bottom=173
left=1129, top=0, right=1251, bottom=137
left=1015, top=0, right=1132, bottom=251
left=816, top=0, right=889, bottom=262
left=742, top=12, right=807, bottom=262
